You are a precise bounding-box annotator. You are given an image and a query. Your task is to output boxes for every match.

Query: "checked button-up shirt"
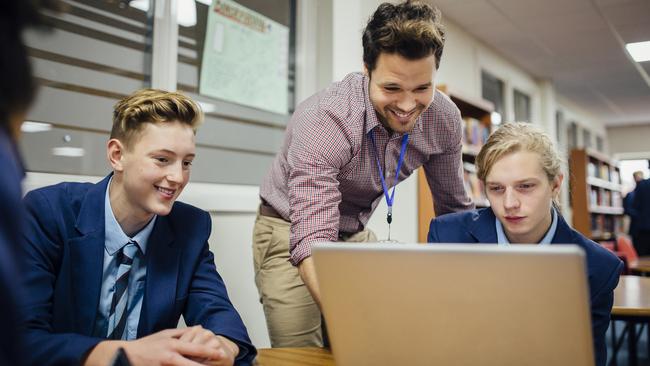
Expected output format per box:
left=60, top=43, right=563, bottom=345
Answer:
left=260, top=72, right=474, bottom=265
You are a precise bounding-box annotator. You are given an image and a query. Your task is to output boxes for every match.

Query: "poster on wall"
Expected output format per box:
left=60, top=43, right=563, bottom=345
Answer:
left=199, top=0, right=289, bottom=115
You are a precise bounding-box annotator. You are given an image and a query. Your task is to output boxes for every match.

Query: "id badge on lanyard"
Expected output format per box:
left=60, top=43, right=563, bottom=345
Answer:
left=369, top=130, right=409, bottom=242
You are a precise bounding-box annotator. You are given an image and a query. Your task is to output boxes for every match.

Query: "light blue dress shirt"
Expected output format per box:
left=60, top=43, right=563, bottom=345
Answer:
left=93, top=179, right=157, bottom=340
left=495, top=208, right=558, bottom=246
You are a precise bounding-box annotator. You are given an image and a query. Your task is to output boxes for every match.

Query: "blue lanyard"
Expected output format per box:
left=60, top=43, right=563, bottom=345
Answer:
left=369, top=130, right=409, bottom=224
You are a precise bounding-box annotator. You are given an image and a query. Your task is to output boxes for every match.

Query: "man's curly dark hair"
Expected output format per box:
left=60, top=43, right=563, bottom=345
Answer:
left=362, top=0, right=445, bottom=73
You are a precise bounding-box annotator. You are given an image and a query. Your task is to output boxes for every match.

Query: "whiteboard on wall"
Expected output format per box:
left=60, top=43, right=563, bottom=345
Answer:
left=199, top=0, right=289, bottom=115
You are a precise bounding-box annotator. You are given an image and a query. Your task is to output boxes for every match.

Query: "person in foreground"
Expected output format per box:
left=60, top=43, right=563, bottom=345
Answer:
left=1, top=0, right=60, bottom=364
left=254, top=0, right=473, bottom=347
left=21, top=89, right=256, bottom=366
left=427, top=122, right=623, bottom=366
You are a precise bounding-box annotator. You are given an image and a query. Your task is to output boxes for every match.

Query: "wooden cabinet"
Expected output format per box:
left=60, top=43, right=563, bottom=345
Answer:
left=417, top=86, right=494, bottom=242
left=569, top=148, right=624, bottom=241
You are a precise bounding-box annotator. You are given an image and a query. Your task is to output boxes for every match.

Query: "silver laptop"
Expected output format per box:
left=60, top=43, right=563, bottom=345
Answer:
left=312, top=243, right=594, bottom=366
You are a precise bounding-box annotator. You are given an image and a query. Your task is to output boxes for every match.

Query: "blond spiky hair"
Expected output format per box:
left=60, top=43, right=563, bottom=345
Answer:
left=111, top=89, right=202, bottom=148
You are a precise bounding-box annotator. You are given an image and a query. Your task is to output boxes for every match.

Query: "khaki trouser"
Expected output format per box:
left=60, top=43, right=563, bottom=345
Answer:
left=252, top=211, right=376, bottom=347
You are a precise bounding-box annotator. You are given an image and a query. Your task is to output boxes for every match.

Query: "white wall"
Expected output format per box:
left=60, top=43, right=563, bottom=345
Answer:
left=329, top=0, right=389, bottom=81
left=556, top=95, right=608, bottom=151
left=437, top=21, right=547, bottom=130
left=553, top=96, right=609, bottom=222
left=331, top=0, right=363, bottom=81
left=295, top=0, right=333, bottom=101
left=607, top=125, right=650, bottom=159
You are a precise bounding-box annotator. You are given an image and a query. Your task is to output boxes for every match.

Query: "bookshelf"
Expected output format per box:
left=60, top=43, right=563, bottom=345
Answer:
left=417, top=85, right=494, bottom=242
left=569, top=148, right=624, bottom=241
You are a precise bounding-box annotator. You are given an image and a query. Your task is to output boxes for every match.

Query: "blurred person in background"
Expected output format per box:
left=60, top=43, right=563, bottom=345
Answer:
left=633, top=162, right=650, bottom=256
left=623, top=170, right=643, bottom=245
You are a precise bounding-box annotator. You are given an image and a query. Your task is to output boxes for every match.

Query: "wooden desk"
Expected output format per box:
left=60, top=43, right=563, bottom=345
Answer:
left=630, top=258, right=650, bottom=275
left=613, top=275, right=650, bottom=316
left=610, top=276, right=650, bottom=366
left=254, top=347, right=334, bottom=366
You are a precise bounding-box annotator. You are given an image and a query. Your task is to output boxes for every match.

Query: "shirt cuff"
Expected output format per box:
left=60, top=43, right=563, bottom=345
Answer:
left=289, top=241, right=313, bottom=266
left=218, top=335, right=256, bottom=365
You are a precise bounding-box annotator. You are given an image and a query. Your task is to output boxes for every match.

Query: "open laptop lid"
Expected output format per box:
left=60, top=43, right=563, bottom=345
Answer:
left=313, top=243, right=594, bottom=366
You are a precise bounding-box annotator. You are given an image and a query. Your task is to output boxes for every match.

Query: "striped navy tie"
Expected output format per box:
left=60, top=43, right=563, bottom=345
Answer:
left=107, top=241, right=139, bottom=340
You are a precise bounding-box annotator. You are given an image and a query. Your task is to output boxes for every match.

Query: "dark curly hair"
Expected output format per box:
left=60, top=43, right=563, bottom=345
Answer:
left=362, top=0, right=445, bottom=73
left=0, top=0, right=60, bottom=135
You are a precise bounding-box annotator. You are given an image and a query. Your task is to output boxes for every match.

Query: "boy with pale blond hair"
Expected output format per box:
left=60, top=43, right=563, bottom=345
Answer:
left=21, top=89, right=256, bottom=366
left=428, top=122, right=622, bottom=366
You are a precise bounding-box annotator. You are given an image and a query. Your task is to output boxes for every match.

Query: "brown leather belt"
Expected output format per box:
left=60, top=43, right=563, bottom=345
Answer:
left=259, top=200, right=357, bottom=240
left=259, top=200, right=284, bottom=220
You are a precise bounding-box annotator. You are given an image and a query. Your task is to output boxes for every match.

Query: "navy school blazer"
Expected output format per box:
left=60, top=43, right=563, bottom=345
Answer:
left=21, top=175, right=256, bottom=365
left=0, top=128, right=27, bottom=366
left=427, top=208, right=623, bottom=366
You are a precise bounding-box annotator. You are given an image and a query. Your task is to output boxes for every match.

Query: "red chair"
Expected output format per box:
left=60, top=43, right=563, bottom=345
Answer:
left=600, top=240, right=616, bottom=253
left=616, top=235, right=639, bottom=275
left=599, top=239, right=630, bottom=274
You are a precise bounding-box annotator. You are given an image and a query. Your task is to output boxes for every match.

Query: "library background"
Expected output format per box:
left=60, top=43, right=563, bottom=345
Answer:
left=15, top=0, right=650, bottom=364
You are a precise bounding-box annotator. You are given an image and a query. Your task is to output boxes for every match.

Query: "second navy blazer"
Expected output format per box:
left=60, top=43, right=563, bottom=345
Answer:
left=428, top=208, right=622, bottom=366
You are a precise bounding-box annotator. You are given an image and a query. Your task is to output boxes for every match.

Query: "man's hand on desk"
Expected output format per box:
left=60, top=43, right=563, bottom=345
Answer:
left=298, top=257, right=322, bottom=309
left=83, top=327, right=238, bottom=366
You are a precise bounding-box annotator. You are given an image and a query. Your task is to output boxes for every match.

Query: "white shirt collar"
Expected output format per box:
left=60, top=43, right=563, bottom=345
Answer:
left=104, top=177, right=157, bottom=255
left=495, top=207, right=558, bottom=246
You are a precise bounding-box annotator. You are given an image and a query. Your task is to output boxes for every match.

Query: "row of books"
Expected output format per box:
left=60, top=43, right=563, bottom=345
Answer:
left=590, top=214, right=624, bottom=238
left=461, top=117, right=491, bottom=149
left=587, top=159, right=621, bottom=184
left=589, top=187, right=623, bottom=208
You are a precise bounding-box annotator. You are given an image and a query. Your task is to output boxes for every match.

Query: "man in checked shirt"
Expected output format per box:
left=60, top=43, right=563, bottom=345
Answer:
left=253, top=0, right=474, bottom=347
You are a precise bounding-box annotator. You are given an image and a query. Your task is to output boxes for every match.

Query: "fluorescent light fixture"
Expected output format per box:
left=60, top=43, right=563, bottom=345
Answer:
left=626, top=41, right=650, bottom=62
left=131, top=0, right=197, bottom=26
left=178, top=0, right=197, bottom=27
left=52, top=147, right=85, bottom=157
left=129, top=0, right=150, bottom=12
left=198, top=101, right=217, bottom=113
left=21, top=121, right=52, bottom=133
left=491, top=112, right=502, bottom=125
